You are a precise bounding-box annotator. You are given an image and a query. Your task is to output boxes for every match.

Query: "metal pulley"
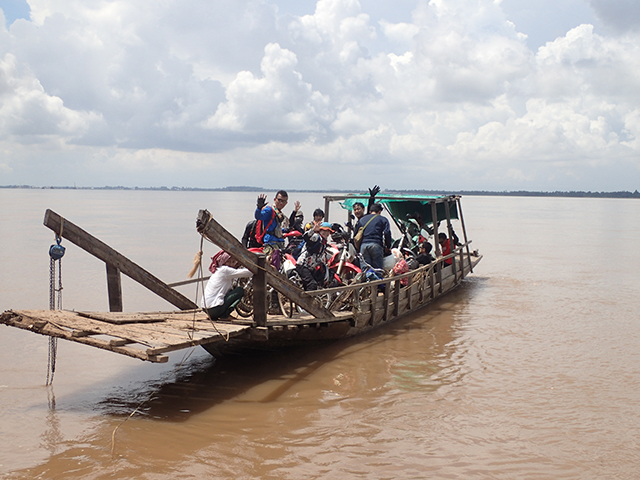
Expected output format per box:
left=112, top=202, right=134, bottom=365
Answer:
left=49, top=236, right=65, bottom=261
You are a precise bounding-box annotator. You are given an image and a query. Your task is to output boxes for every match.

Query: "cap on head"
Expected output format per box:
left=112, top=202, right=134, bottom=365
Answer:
left=319, top=222, right=333, bottom=231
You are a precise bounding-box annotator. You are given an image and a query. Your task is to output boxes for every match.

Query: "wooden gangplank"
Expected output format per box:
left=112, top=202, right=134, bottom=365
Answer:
left=0, top=309, right=250, bottom=363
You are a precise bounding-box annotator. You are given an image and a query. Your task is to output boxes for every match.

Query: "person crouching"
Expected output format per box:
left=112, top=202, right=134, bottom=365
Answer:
left=202, top=251, right=252, bottom=320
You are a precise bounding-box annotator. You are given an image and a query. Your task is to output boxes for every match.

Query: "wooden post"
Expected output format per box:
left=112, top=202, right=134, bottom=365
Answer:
left=254, top=255, right=267, bottom=326
left=44, top=209, right=198, bottom=311
left=324, top=197, right=331, bottom=222
left=431, top=201, right=441, bottom=256
left=196, top=209, right=333, bottom=319
left=369, top=283, right=377, bottom=325
left=393, top=280, right=401, bottom=316
left=429, top=266, right=435, bottom=299
left=383, top=284, right=391, bottom=321
left=444, top=198, right=458, bottom=284
left=431, top=201, right=443, bottom=294
left=106, top=264, right=123, bottom=312
left=456, top=197, right=473, bottom=274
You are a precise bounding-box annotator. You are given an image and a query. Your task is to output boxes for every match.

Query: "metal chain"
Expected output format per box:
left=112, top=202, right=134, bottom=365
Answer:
left=49, top=257, right=55, bottom=310
left=57, top=258, right=63, bottom=310
left=46, top=336, right=57, bottom=386
left=47, top=253, right=62, bottom=386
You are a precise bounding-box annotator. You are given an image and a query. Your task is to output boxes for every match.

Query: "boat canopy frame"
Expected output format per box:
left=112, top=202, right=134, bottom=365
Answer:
left=324, top=194, right=459, bottom=227
left=323, top=193, right=470, bottom=260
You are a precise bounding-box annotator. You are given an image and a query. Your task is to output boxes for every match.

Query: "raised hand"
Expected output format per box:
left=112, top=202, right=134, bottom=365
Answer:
left=257, top=194, right=268, bottom=209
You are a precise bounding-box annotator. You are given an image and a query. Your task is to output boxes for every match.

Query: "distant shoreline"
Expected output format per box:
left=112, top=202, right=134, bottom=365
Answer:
left=1, top=185, right=639, bottom=199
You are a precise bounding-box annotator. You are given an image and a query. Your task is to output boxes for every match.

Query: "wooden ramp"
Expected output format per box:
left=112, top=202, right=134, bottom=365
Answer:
left=0, top=309, right=251, bottom=363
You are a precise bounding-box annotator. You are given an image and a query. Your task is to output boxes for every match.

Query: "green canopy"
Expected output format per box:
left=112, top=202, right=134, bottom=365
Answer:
left=339, top=195, right=458, bottom=226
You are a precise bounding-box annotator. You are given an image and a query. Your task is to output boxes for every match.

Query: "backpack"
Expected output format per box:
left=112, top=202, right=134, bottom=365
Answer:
left=255, top=207, right=277, bottom=245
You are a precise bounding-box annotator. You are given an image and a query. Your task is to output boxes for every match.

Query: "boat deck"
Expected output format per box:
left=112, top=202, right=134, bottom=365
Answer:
left=0, top=308, right=354, bottom=363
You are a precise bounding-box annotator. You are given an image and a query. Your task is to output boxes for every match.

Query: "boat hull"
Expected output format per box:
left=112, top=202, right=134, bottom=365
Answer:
left=203, top=253, right=481, bottom=356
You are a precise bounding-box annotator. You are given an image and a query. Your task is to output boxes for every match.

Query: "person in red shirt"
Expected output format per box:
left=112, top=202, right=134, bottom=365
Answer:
left=438, top=232, right=452, bottom=266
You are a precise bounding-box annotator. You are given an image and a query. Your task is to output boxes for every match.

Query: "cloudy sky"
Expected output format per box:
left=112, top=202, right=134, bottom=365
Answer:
left=1, top=0, right=639, bottom=191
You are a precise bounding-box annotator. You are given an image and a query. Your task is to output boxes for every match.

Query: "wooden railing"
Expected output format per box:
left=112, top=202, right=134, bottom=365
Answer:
left=302, top=241, right=475, bottom=321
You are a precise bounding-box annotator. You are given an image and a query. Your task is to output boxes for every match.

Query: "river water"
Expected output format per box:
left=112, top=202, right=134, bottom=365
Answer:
left=1, top=189, right=639, bottom=479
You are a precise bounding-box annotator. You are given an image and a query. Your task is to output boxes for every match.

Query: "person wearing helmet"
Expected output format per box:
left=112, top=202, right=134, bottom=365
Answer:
left=296, top=222, right=334, bottom=290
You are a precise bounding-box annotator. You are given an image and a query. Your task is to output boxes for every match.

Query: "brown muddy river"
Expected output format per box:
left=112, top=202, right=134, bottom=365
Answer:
left=1, top=189, right=639, bottom=479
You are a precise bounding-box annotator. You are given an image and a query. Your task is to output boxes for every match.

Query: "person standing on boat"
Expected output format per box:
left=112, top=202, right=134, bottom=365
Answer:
left=255, top=191, right=300, bottom=264
left=202, top=251, right=252, bottom=320
left=347, top=185, right=380, bottom=236
left=355, top=203, right=392, bottom=270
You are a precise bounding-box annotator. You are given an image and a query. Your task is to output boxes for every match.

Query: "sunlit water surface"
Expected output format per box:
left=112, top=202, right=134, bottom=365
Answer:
left=1, top=190, right=639, bottom=479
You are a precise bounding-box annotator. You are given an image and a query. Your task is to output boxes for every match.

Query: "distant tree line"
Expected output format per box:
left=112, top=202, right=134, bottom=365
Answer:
left=386, top=189, right=640, bottom=199
left=1, top=185, right=639, bottom=198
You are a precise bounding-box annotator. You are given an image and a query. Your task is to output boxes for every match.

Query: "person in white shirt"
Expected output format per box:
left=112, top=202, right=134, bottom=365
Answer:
left=202, top=251, right=252, bottom=320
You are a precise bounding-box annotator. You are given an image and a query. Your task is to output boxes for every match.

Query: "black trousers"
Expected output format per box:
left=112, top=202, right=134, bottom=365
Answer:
left=296, top=264, right=325, bottom=291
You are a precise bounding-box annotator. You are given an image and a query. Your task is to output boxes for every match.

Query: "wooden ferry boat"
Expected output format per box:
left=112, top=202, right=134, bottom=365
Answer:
left=0, top=194, right=481, bottom=363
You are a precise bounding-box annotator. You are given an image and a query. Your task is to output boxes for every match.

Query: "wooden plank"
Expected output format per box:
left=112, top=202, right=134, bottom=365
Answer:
left=75, top=310, right=211, bottom=324
left=44, top=209, right=197, bottom=311
left=106, top=264, right=123, bottom=312
left=264, top=311, right=352, bottom=326
left=196, top=209, right=333, bottom=319
left=10, top=310, right=218, bottom=347
left=144, top=325, right=248, bottom=355
left=168, top=276, right=210, bottom=288
left=0, top=310, right=169, bottom=362
left=1, top=309, right=252, bottom=362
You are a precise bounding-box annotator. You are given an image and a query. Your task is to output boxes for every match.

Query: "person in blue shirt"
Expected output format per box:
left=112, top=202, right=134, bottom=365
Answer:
left=354, top=203, right=392, bottom=270
left=255, top=191, right=300, bottom=267
left=254, top=190, right=289, bottom=247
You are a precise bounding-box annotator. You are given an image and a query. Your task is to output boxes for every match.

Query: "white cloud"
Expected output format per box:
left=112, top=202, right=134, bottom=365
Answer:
left=204, top=43, right=331, bottom=136
left=0, top=53, right=100, bottom=141
left=0, top=0, right=639, bottom=190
